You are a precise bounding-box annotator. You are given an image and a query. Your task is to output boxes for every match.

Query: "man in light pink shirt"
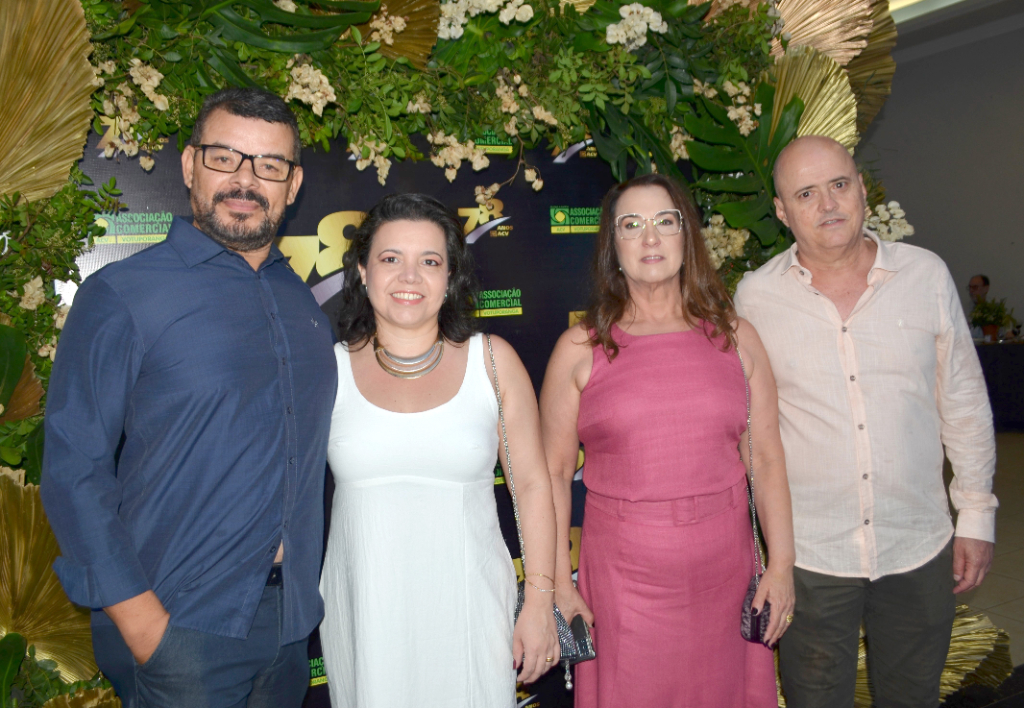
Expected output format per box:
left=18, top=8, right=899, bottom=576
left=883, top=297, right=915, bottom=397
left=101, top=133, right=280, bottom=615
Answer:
left=735, top=136, right=997, bottom=708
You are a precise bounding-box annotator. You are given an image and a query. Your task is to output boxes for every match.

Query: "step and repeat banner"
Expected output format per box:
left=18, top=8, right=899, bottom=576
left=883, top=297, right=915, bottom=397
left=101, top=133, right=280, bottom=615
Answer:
left=73, top=132, right=616, bottom=708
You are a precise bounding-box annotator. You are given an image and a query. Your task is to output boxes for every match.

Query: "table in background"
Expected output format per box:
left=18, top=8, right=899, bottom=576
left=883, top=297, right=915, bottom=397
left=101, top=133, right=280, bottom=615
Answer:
left=975, top=342, right=1024, bottom=431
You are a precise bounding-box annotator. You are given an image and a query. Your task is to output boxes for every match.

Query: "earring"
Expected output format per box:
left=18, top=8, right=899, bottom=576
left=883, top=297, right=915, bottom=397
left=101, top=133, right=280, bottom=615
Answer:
left=617, top=266, right=622, bottom=272
left=361, top=283, right=367, bottom=295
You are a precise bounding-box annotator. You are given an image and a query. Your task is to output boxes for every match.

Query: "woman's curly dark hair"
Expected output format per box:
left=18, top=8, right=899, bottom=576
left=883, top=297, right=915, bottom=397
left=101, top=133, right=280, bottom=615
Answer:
left=336, top=193, right=479, bottom=348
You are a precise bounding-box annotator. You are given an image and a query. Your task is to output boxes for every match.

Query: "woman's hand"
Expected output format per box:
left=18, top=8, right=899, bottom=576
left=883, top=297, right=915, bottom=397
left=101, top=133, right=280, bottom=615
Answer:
left=751, top=561, right=794, bottom=649
left=555, top=583, right=594, bottom=627
left=513, top=596, right=561, bottom=684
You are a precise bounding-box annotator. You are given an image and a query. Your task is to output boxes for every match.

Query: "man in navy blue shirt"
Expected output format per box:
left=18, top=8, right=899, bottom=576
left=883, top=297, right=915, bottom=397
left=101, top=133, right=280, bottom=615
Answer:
left=41, top=88, right=338, bottom=707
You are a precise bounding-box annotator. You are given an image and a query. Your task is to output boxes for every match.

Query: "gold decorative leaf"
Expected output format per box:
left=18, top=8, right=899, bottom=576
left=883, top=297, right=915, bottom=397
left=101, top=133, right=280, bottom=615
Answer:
left=0, top=355, right=44, bottom=425
left=42, top=687, right=121, bottom=708
left=357, top=0, right=440, bottom=70
left=771, top=45, right=859, bottom=153
left=0, top=476, right=96, bottom=683
left=0, top=0, right=95, bottom=202
left=771, top=0, right=873, bottom=67
left=845, top=0, right=897, bottom=133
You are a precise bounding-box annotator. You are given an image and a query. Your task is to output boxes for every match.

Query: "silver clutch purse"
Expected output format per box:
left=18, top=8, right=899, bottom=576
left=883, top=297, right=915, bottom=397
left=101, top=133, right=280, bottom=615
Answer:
left=486, top=335, right=596, bottom=690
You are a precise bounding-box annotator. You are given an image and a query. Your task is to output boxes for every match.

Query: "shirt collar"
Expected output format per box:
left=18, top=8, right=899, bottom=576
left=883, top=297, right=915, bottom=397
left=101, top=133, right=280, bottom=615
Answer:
left=166, top=216, right=285, bottom=269
left=782, top=227, right=901, bottom=285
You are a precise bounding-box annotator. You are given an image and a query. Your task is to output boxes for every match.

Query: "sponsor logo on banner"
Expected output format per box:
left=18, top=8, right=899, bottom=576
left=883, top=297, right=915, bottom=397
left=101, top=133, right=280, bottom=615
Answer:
left=460, top=199, right=512, bottom=243
left=550, top=206, right=600, bottom=234
left=476, top=129, right=515, bottom=155
left=93, top=212, right=174, bottom=243
left=552, top=138, right=597, bottom=163
left=475, top=287, right=522, bottom=318
left=309, top=657, right=327, bottom=687
left=277, top=211, right=366, bottom=304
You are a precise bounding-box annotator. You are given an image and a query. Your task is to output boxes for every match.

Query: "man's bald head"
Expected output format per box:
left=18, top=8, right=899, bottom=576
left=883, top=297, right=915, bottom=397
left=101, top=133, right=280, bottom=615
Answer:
left=773, top=136, right=856, bottom=198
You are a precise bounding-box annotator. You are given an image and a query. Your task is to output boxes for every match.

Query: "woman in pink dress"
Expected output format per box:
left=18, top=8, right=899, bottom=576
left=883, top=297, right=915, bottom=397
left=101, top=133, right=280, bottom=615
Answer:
left=540, top=174, right=795, bottom=707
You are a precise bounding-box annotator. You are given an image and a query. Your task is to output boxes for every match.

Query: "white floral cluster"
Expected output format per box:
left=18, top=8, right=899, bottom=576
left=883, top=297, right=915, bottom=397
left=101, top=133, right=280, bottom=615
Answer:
left=19, top=276, right=45, bottom=311
left=766, top=3, right=785, bottom=37
left=532, top=104, right=557, bottom=126
left=438, top=0, right=534, bottom=40
left=369, top=5, right=408, bottom=45
left=866, top=201, right=915, bottom=242
left=406, top=92, right=432, bottom=114
left=495, top=75, right=522, bottom=114
left=669, top=125, right=690, bottom=161
left=100, top=79, right=154, bottom=168
left=693, top=78, right=718, bottom=99
left=499, top=0, right=534, bottom=25
left=475, top=182, right=502, bottom=205
left=129, top=58, right=170, bottom=112
left=284, top=60, right=336, bottom=117
left=723, top=80, right=761, bottom=136
left=605, top=4, right=668, bottom=52
left=349, top=135, right=392, bottom=186
left=273, top=0, right=297, bottom=10
left=524, top=167, right=544, bottom=192
left=702, top=214, right=750, bottom=270
left=427, top=132, right=490, bottom=182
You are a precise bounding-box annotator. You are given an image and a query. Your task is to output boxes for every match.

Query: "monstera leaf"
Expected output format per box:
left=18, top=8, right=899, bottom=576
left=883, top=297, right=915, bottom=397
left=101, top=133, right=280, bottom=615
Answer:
left=685, top=84, right=804, bottom=246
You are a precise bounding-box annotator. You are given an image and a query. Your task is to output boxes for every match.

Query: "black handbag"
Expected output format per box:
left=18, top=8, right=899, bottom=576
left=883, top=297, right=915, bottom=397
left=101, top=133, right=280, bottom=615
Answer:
left=736, top=349, right=771, bottom=643
left=486, top=335, right=596, bottom=689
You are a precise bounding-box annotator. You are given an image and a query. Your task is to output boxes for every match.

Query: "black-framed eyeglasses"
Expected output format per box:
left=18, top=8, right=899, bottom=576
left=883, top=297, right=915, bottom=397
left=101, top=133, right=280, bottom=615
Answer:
left=615, top=209, right=683, bottom=239
left=197, top=145, right=296, bottom=182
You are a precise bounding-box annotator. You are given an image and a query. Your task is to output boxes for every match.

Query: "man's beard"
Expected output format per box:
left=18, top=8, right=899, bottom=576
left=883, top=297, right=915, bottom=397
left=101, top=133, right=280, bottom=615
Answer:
left=192, top=188, right=283, bottom=253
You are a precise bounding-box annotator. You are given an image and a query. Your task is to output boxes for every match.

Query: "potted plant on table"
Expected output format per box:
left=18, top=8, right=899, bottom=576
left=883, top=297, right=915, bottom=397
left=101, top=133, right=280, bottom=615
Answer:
left=971, top=298, right=1017, bottom=342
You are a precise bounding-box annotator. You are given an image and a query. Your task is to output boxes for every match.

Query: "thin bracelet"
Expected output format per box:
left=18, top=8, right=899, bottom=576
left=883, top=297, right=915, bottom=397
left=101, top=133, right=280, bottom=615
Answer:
left=526, top=573, right=555, bottom=585
left=525, top=579, right=555, bottom=593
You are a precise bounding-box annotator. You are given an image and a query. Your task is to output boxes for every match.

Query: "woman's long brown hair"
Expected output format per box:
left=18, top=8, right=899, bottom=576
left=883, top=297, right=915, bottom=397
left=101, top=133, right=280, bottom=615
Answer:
left=582, top=173, right=737, bottom=359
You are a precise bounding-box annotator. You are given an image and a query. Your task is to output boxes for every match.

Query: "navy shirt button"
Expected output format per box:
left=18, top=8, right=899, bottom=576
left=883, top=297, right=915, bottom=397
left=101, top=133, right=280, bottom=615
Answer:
left=281, top=357, right=287, bottom=365
left=289, top=457, right=295, bottom=465
left=287, top=406, right=293, bottom=414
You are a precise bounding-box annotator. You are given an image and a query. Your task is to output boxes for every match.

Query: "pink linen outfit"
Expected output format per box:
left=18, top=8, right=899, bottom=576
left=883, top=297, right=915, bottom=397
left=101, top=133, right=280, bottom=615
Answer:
left=574, top=324, right=777, bottom=707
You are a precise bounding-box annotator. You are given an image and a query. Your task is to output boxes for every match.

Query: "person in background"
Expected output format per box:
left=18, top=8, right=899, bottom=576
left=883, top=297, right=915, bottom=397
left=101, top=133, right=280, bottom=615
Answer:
left=41, top=88, right=337, bottom=708
left=968, top=274, right=990, bottom=305
left=541, top=173, right=795, bottom=708
left=735, top=136, right=997, bottom=708
left=318, top=193, right=560, bottom=708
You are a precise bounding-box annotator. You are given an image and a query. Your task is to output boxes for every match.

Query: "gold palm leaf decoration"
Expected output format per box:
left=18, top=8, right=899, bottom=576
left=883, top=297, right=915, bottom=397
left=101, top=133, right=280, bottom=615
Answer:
left=356, top=0, right=439, bottom=70
left=771, top=0, right=873, bottom=67
left=770, top=45, right=859, bottom=153
left=0, top=476, right=96, bottom=682
left=845, top=0, right=897, bottom=133
left=777, top=606, right=1013, bottom=707
left=0, top=0, right=96, bottom=202
left=42, top=687, right=121, bottom=708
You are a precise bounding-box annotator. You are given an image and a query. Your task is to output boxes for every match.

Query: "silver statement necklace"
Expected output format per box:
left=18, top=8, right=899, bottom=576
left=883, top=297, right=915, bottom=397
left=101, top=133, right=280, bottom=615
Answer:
left=373, top=335, right=444, bottom=379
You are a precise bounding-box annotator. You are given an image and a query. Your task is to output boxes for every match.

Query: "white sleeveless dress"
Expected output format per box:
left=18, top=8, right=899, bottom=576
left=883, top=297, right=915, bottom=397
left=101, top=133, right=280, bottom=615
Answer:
left=320, top=334, right=517, bottom=708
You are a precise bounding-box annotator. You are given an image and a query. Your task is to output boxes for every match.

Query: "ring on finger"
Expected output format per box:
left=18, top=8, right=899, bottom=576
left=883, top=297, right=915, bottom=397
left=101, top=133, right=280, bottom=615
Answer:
left=545, top=657, right=553, bottom=662
left=785, top=614, right=794, bottom=624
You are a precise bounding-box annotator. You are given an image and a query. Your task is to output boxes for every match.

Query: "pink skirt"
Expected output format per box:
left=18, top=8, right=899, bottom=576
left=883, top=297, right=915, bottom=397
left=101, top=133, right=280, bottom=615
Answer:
left=574, top=477, right=778, bottom=708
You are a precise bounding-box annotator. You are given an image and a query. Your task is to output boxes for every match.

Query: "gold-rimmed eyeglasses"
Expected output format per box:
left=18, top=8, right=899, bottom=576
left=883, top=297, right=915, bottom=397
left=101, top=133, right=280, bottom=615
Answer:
left=197, top=145, right=296, bottom=182
left=615, top=209, right=683, bottom=239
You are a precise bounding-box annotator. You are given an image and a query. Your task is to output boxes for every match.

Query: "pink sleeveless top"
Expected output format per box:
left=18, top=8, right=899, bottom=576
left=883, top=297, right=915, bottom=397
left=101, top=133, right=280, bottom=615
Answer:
left=577, top=323, right=747, bottom=501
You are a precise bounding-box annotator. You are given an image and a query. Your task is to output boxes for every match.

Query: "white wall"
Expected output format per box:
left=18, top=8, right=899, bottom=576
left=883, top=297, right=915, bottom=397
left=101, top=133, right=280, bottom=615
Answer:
left=857, top=19, right=1024, bottom=317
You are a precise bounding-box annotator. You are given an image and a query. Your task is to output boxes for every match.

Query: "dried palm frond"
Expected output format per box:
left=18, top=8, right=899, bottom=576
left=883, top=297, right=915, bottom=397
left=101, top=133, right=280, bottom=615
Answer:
left=356, top=0, right=439, bottom=70
left=771, top=0, right=873, bottom=67
left=0, top=356, right=44, bottom=424
left=0, top=476, right=95, bottom=682
left=770, top=45, right=859, bottom=152
left=845, top=0, right=897, bottom=133
left=42, top=687, right=121, bottom=708
left=0, top=0, right=95, bottom=202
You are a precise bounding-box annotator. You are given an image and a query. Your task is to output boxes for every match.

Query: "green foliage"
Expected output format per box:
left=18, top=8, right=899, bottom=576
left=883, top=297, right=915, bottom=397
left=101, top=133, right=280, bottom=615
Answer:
left=8, top=645, right=110, bottom=708
left=1, top=633, right=27, bottom=708
left=971, top=298, right=1017, bottom=329
left=0, top=327, right=28, bottom=412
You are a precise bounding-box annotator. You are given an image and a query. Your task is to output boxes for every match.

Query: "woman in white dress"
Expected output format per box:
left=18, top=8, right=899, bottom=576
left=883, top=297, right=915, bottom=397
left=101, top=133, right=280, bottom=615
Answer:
left=320, top=193, right=560, bottom=708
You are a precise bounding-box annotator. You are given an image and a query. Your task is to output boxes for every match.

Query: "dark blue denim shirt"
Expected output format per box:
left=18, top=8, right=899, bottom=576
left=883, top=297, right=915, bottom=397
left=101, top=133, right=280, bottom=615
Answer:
left=41, top=217, right=337, bottom=642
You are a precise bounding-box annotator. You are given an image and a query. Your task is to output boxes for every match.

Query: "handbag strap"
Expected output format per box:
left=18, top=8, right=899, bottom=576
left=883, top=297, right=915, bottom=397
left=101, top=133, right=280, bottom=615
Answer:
left=486, top=334, right=527, bottom=570
left=736, top=348, right=766, bottom=580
